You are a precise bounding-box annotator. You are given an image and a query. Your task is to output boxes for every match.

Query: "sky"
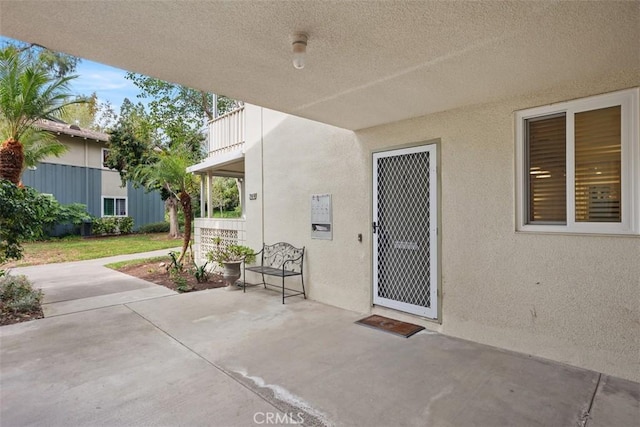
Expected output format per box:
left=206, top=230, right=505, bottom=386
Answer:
left=0, top=35, right=143, bottom=113
left=71, top=60, right=143, bottom=110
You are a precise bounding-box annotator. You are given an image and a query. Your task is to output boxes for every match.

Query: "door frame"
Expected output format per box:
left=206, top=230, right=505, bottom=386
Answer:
left=371, top=141, right=440, bottom=320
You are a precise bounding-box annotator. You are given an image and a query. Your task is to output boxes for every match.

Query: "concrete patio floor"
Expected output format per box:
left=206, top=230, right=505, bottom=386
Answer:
left=1, top=257, right=638, bottom=426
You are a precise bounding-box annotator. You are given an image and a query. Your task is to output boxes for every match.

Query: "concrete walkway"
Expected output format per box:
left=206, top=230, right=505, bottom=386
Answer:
left=10, top=248, right=180, bottom=317
left=1, top=256, right=638, bottom=426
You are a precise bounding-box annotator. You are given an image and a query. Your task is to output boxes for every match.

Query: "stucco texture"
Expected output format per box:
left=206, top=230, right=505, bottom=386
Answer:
left=244, top=75, right=639, bottom=382
left=39, top=136, right=105, bottom=169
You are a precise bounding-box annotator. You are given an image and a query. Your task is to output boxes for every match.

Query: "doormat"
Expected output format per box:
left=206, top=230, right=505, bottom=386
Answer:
left=355, top=314, right=425, bottom=338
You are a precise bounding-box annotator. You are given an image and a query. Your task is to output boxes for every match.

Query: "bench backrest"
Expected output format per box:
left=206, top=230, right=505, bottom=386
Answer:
left=262, top=242, right=304, bottom=273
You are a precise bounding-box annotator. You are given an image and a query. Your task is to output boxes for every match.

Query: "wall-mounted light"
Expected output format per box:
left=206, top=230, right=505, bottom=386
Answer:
left=292, top=33, right=308, bottom=69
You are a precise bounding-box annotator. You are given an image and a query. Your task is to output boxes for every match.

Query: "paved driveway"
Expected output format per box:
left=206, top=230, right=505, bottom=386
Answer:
left=1, top=256, right=638, bottom=426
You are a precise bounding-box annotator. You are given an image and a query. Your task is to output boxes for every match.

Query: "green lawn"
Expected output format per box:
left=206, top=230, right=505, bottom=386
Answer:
left=105, top=256, right=168, bottom=270
left=210, top=209, right=242, bottom=218
left=7, top=233, right=181, bottom=267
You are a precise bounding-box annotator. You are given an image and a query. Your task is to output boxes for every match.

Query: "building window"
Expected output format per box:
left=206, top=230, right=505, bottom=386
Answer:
left=102, top=148, right=111, bottom=169
left=515, top=88, right=639, bottom=235
left=102, top=197, right=127, bottom=217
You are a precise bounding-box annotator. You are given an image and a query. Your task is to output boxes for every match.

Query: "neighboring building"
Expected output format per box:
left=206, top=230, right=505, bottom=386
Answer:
left=21, top=120, right=165, bottom=233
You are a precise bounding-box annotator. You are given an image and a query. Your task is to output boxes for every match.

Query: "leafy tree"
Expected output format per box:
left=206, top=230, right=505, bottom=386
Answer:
left=125, top=73, right=238, bottom=155
left=126, top=72, right=239, bottom=123
left=0, top=39, right=81, bottom=78
left=211, top=177, right=240, bottom=215
left=107, top=74, right=238, bottom=263
left=106, top=100, right=197, bottom=242
left=104, top=100, right=184, bottom=238
left=93, top=99, right=118, bottom=132
left=0, top=46, right=83, bottom=184
left=60, top=93, right=98, bottom=128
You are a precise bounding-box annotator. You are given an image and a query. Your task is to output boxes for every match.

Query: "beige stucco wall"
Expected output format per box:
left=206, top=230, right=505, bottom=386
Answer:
left=242, top=72, right=639, bottom=382
left=40, top=135, right=104, bottom=169
left=101, top=170, right=127, bottom=200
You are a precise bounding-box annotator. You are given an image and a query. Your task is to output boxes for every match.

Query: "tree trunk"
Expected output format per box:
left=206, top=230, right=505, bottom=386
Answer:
left=0, top=139, right=24, bottom=185
left=166, top=196, right=180, bottom=238
left=177, top=191, right=192, bottom=264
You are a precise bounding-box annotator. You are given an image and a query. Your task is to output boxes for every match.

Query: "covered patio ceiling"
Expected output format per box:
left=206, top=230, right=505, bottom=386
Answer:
left=0, top=1, right=637, bottom=131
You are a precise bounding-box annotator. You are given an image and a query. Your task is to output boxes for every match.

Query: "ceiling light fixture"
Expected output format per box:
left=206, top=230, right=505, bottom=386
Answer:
left=292, top=33, right=308, bottom=70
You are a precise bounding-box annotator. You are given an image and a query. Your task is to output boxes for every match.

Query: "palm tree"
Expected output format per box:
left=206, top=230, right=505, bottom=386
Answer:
left=137, top=144, right=200, bottom=263
left=0, top=47, right=80, bottom=184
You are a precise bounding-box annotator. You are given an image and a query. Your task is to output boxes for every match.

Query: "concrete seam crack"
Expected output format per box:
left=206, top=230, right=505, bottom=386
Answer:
left=580, top=373, right=602, bottom=427
left=42, top=294, right=177, bottom=318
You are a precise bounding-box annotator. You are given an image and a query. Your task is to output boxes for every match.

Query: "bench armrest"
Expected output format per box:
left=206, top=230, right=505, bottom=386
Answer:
left=281, top=253, right=304, bottom=269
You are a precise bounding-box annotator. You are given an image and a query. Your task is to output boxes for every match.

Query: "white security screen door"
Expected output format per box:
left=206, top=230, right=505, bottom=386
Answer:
left=373, top=144, right=438, bottom=318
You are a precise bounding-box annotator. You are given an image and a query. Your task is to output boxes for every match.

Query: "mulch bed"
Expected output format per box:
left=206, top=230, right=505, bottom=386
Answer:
left=0, top=307, right=44, bottom=326
left=115, top=260, right=227, bottom=292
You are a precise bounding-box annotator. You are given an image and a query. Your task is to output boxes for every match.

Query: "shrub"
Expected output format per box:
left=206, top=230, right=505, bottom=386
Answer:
left=102, top=217, right=118, bottom=234
left=118, top=217, right=134, bottom=234
left=57, top=203, right=93, bottom=227
left=0, top=180, right=53, bottom=262
left=91, top=218, right=106, bottom=235
left=26, top=194, right=91, bottom=237
left=92, top=217, right=130, bottom=235
left=138, top=221, right=170, bottom=233
left=0, top=274, right=43, bottom=316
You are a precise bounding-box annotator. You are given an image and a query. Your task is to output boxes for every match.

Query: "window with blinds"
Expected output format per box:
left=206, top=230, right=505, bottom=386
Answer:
left=526, top=114, right=566, bottom=223
left=516, top=88, right=638, bottom=235
left=574, top=106, right=621, bottom=222
left=103, top=197, right=127, bottom=217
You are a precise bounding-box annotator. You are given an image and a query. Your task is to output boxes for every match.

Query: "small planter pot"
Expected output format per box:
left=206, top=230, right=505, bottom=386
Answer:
left=222, top=261, right=242, bottom=291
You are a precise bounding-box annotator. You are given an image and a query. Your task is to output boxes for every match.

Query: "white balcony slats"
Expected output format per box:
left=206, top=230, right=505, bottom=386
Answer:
left=208, top=106, right=245, bottom=156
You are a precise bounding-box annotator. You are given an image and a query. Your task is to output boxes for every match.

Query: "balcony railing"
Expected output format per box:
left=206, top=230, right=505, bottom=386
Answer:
left=208, top=106, right=245, bottom=156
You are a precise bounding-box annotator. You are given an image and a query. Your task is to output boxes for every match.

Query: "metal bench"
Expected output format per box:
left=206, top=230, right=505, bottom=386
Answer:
left=243, top=242, right=306, bottom=303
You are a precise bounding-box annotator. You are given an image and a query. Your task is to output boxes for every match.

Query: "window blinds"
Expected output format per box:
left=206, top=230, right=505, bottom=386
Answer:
left=527, top=114, right=566, bottom=223
left=574, top=106, right=621, bottom=222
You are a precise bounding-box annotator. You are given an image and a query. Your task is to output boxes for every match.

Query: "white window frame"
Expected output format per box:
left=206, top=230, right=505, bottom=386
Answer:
left=101, top=196, right=128, bottom=217
left=515, top=88, right=639, bottom=235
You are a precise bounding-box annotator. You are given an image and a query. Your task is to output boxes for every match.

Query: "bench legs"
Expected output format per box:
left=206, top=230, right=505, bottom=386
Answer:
left=244, top=269, right=306, bottom=304
left=282, top=275, right=306, bottom=304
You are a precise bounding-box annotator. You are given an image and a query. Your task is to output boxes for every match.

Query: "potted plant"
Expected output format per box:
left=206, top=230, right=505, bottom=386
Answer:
left=207, top=238, right=256, bottom=291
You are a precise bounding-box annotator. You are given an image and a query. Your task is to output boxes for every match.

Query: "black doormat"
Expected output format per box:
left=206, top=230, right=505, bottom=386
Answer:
left=355, top=314, right=425, bottom=338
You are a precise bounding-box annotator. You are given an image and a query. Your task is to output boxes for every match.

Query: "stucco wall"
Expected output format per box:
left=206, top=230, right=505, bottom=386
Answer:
left=40, top=135, right=104, bottom=169
left=101, top=170, right=127, bottom=200
left=243, top=73, right=639, bottom=382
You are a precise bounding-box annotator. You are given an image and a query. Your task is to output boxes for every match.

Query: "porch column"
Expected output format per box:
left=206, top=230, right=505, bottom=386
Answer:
left=206, top=171, right=212, bottom=218
left=238, top=178, right=246, bottom=219
left=200, top=174, right=205, bottom=218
